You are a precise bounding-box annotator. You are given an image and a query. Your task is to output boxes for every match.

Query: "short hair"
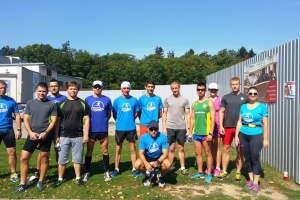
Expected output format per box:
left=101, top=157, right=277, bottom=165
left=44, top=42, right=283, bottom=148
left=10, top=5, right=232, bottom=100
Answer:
left=0, top=80, right=6, bottom=87
left=49, top=78, right=59, bottom=85
left=197, top=82, right=206, bottom=89
left=145, top=80, right=155, bottom=86
left=248, top=86, right=258, bottom=92
left=230, top=77, right=240, bottom=82
left=36, top=82, right=48, bottom=90
left=170, top=81, right=180, bottom=87
left=67, top=81, right=80, bottom=90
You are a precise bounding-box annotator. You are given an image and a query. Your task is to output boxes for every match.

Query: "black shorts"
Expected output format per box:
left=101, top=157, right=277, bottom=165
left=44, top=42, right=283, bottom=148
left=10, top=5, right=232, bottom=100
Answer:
left=0, top=129, right=16, bottom=148
left=145, top=156, right=161, bottom=169
left=115, top=130, right=137, bottom=143
left=23, top=135, right=53, bottom=153
left=89, top=132, right=108, bottom=142
left=167, top=128, right=186, bottom=145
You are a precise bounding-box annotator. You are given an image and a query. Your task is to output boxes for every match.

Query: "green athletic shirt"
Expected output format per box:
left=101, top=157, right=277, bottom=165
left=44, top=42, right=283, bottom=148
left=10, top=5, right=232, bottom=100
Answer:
left=193, top=99, right=211, bottom=136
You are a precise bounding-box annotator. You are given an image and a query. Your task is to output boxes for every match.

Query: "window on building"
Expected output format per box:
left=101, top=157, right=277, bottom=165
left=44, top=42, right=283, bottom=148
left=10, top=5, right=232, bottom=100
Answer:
left=47, top=68, right=52, bottom=76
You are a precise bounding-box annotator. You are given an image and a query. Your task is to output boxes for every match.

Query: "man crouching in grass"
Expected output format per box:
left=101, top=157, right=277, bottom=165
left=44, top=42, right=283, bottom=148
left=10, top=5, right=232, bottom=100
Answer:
left=134, top=120, right=170, bottom=187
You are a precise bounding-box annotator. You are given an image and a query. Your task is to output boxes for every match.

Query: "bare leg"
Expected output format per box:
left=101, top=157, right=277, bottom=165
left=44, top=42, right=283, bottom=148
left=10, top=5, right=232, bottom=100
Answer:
left=129, top=142, right=137, bottom=168
left=168, top=143, right=176, bottom=167
left=202, top=140, right=213, bottom=174
left=193, top=140, right=203, bottom=172
left=39, top=151, right=50, bottom=181
left=19, top=150, right=32, bottom=185
left=222, top=144, right=231, bottom=172
left=74, top=163, right=81, bottom=178
left=6, top=147, right=17, bottom=173
left=236, top=144, right=243, bottom=173
left=114, top=143, right=122, bottom=169
left=178, top=143, right=185, bottom=168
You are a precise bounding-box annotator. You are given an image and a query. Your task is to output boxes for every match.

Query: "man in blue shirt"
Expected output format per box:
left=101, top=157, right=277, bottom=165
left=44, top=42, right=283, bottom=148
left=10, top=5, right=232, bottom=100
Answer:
left=83, top=80, right=112, bottom=182
left=0, top=80, right=22, bottom=182
left=111, top=81, right=142, bottom=178
left=138, top=80, right=163, bottom=137
left=134, top=120, right=170, bottom=187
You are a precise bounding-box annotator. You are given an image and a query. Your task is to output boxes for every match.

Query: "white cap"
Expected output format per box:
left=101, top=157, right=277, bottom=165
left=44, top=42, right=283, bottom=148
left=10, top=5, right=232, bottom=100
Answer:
left=121, top=81, right=131, bottom=88
left=92, top=80, right=103, bottom=87
left=208, top=83, right=218, bottom=89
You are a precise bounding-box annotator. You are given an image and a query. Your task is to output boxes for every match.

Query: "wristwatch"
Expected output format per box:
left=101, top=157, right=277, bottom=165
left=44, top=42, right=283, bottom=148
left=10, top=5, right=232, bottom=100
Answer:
left=209, top=133, right=213, bottom=136
left=45, top=130, right=49, bottom=135
left=17, top=128, right=22, bottom=131
left=157, top=160, right=161, bottom=165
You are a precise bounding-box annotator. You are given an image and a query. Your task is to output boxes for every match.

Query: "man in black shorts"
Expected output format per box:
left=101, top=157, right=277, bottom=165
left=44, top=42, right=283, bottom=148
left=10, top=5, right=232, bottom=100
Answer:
left=0, top=80, right=22, bottom=182
left=12, top=82, right=57, bottom=193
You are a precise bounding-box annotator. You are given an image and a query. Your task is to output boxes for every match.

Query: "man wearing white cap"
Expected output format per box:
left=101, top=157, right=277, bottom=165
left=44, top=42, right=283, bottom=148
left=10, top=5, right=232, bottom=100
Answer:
left=82, top=80, right=112, bottom=182
left=111, top=81, right=142, bottom=178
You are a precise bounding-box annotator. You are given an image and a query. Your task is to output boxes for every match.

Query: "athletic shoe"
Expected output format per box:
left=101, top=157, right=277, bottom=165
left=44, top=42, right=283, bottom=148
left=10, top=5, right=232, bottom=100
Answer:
left=252, top=184, right=259, bottom=195
left=36, top=181, right=45, bottom=190
left=142, top=175, right=151, bottom=186
left=104, top=172, right=111, bottom=182
left=180, top=169, right=190, bottom=176
left=75, top=178, right=84, bottom=186
left=191, top=172, right=205, bottom=179
left=235, top=173, right=241, bottom=181
left=12, top=184, right=28, bottom=194
left=204, top=166, right=215, bottom=174
left=158, top=176, right=166, bottom=187
left=110, top=169, right=120, bottom=177
left=213, top=168, right=221, bottom=177
left=244, top=180, right=253, bottom=190
left=10, top=172, right=19, bottom=182
left=205, top=174, right=213, bottom=183
left=218, top=171, right=227, bottom=180
left=82, top=172, right=90, bottom=182
left=52, top=180, right=63, bottom=188
left=132, top=170, right=143, bottom=178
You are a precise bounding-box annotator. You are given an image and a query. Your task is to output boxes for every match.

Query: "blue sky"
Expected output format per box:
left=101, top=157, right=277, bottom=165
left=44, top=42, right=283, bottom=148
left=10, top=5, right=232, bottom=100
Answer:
left=1, top=0, right=299, bottom=59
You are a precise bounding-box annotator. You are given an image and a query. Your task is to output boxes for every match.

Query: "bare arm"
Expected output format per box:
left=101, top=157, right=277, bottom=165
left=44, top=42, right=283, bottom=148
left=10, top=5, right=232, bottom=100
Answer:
left=24, top=114, right=38, bottom=140
left=14, top=113, right=22, bottom=139
left=190, top=103, right=195, bottom=137
left=138, top=149, right=153, bottom=171
left=158, top=109, right=162, bottom=119
left=39, top=115, right=57, bottom=141
left=235, top=115, right=242, bottom=146
left=151, top=148, right=169, bottom=168
left=185, top=108, right=191, bottom=136
left=83, top=115, right=90, bottom=144
left=107, top=110, right=111, bottom=121
left=206, top=100, right=215, bottom=141
left=162, top=108, right=168, bottom=134
left=113, top=111, right=117, bottom=121
left=219, top=107, right=225, bottom=134
left=262, top=116, right=269, bottom=148
left=134, top=112, right=138, bottom=119
left=55, top=117, right=61, bottom=144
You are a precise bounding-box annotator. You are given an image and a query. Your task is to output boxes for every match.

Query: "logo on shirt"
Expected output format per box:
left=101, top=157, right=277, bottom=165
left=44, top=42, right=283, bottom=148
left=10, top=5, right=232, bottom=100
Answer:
left=146, top=102, right=156, bottom=111
left=242, top=113, right=254, bottom=123
left=121, top=103, right=131, bottom=112
left=91, top=101, right=105, bottom=111
left=148, top=142, right=159, bottom=153
left=52, top=100, right=60, bottom=104
left=202, top=104, right=207, bottom=108
left=241, top=97, right=244, bottom=100
left=0, top=103, right=8, bottom=113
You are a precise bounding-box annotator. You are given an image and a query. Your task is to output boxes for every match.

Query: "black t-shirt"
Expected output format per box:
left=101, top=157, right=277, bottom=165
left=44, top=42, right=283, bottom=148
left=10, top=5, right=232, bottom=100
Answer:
left=58, top=98, right=90, bottom=137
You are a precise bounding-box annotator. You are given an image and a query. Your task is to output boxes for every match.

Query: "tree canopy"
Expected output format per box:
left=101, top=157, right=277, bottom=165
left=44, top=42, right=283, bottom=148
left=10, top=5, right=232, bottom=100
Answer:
left=1, top=41, right=256, bottom=89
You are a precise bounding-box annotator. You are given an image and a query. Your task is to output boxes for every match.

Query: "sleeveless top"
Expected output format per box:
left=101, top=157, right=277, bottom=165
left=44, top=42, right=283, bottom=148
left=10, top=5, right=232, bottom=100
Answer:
left=193, top=99, right=211, bottom=136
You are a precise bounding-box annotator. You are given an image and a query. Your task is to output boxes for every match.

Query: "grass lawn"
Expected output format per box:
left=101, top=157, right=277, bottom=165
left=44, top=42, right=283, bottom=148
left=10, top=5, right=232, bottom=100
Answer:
left=0, top=137, right=299, bottom=199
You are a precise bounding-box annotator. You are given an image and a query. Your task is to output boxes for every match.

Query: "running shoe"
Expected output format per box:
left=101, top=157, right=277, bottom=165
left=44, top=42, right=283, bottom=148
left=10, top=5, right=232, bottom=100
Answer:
left=235, top=172, right=241, bottom=181
left=132, top=170, right=143, bottom=178
left=252, top=184, right=259, bottom=195
left=75, top=178, right=84, bottom=186
left=158, top=176, right=166, bottom=187
left=218, top=171, right=227, bottom=180
left=180, top=169, right=190, bottom=176
left=110, top=169, right=120, bottom=177
left=82, top=172, right=90, bottom=182
left=12, top=184, right=28, bottom=194
left=36, top=181, right=45, bottom=190
left=244, top=180, right=253, bottom=190
left=191, top=172, right=205, bottom=179
left=104, top=172, right=111, bottom=182
left=205, top=174, right=213, bottom=183
left=52, top=180, right=63, bottom=188
left=10, top=172, right=19, bottom=182
left=213, top=168, right=221, bottom=177
left=142, top=175, right=151, bottom=186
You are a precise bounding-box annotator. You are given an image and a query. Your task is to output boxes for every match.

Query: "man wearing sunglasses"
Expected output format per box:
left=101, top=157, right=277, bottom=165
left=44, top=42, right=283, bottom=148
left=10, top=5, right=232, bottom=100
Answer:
left=134, top=120, right=170, bottom=187
left=219, top=77, right=248, bottom=181
left=83, top=80, right=112, bottom=182
left=162, top=81, right=191, bottom=176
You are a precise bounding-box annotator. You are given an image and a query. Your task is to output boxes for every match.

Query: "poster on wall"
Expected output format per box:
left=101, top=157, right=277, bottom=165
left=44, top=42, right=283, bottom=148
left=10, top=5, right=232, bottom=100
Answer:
left=285, top=81, right=296, bottom=98
left=33, top=72, right=39, bottom=95
left=244, top=54, right=278, bottom=102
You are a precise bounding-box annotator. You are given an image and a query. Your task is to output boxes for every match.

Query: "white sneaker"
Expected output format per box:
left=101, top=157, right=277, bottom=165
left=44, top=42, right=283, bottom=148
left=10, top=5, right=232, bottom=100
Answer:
left=82, top=172, right=90, bottom=182
left=104, top=172, right=111, bottom=182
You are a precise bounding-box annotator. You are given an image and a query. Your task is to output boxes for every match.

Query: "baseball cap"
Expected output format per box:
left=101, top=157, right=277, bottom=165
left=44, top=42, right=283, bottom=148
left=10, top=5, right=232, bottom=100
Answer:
left=121, top=81, right=131, bottom=88
left=148, top=120, right=159, bottom=129
left=92, top=80, right=103, bottom=87
left=208, top=83, right=218, bottom=89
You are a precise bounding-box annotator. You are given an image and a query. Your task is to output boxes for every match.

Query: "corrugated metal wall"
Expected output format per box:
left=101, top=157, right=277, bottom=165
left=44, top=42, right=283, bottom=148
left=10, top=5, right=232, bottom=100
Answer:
left=206, top=38, right=300, bottom=183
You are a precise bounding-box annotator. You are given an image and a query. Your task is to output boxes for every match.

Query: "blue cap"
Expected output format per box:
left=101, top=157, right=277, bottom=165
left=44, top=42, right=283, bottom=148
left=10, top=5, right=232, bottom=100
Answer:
left=148, top=120, right=159, bottom=129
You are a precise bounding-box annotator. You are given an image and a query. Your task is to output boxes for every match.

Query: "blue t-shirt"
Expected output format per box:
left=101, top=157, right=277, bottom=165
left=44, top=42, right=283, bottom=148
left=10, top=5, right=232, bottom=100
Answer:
left=85, top=95, right=112, bottom=132
left=239, top=103, right=268, bottom=135
left=139, top=132, right=169, bottom=159
left=138, top=94, right=163, bottom=126
left=112, top=96, right=139, bottom=131
left=47, top=94, right=67, bottom=105
left=0, top=96, right=19, bottom=132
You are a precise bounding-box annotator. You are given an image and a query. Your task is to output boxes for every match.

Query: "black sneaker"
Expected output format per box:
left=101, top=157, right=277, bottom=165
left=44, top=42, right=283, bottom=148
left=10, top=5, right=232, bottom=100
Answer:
left=52, top=180, right=63, bottom=188
left=36, top=181, right=45, bottom=190
left=158, top=176, right=166, bottom=187
left=75, top=178, right=84, bottom=186
left=12, top=184, right=28, bottom=194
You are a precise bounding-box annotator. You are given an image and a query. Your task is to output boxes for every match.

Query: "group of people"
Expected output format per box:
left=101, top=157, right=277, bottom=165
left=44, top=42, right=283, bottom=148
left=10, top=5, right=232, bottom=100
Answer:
left=0, top=76, right=268, bottom=195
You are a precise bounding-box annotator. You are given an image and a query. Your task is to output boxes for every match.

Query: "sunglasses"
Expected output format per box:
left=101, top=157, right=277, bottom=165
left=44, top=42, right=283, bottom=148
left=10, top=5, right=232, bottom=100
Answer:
left=209, top=89, right=218, bottom=91
left=197, top=88, right=206, bottom=91
left=248, top=92, right=258, bottom=96
left=93, top=86, right=102, bottom=89
left=149, top=128, right=158, bottom=132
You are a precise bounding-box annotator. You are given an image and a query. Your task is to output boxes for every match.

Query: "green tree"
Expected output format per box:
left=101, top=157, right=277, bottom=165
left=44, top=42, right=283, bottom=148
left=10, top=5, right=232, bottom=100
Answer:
left=154, top=46, right=164, bottom=57
left=1, top=46, right=15, bottom=56
left=184, top=48, right=195, bottom=56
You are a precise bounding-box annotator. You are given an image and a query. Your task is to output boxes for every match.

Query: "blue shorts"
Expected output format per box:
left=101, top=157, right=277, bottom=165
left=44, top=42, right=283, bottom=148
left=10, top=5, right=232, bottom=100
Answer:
left=193, top=134, right=207, bottom=142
